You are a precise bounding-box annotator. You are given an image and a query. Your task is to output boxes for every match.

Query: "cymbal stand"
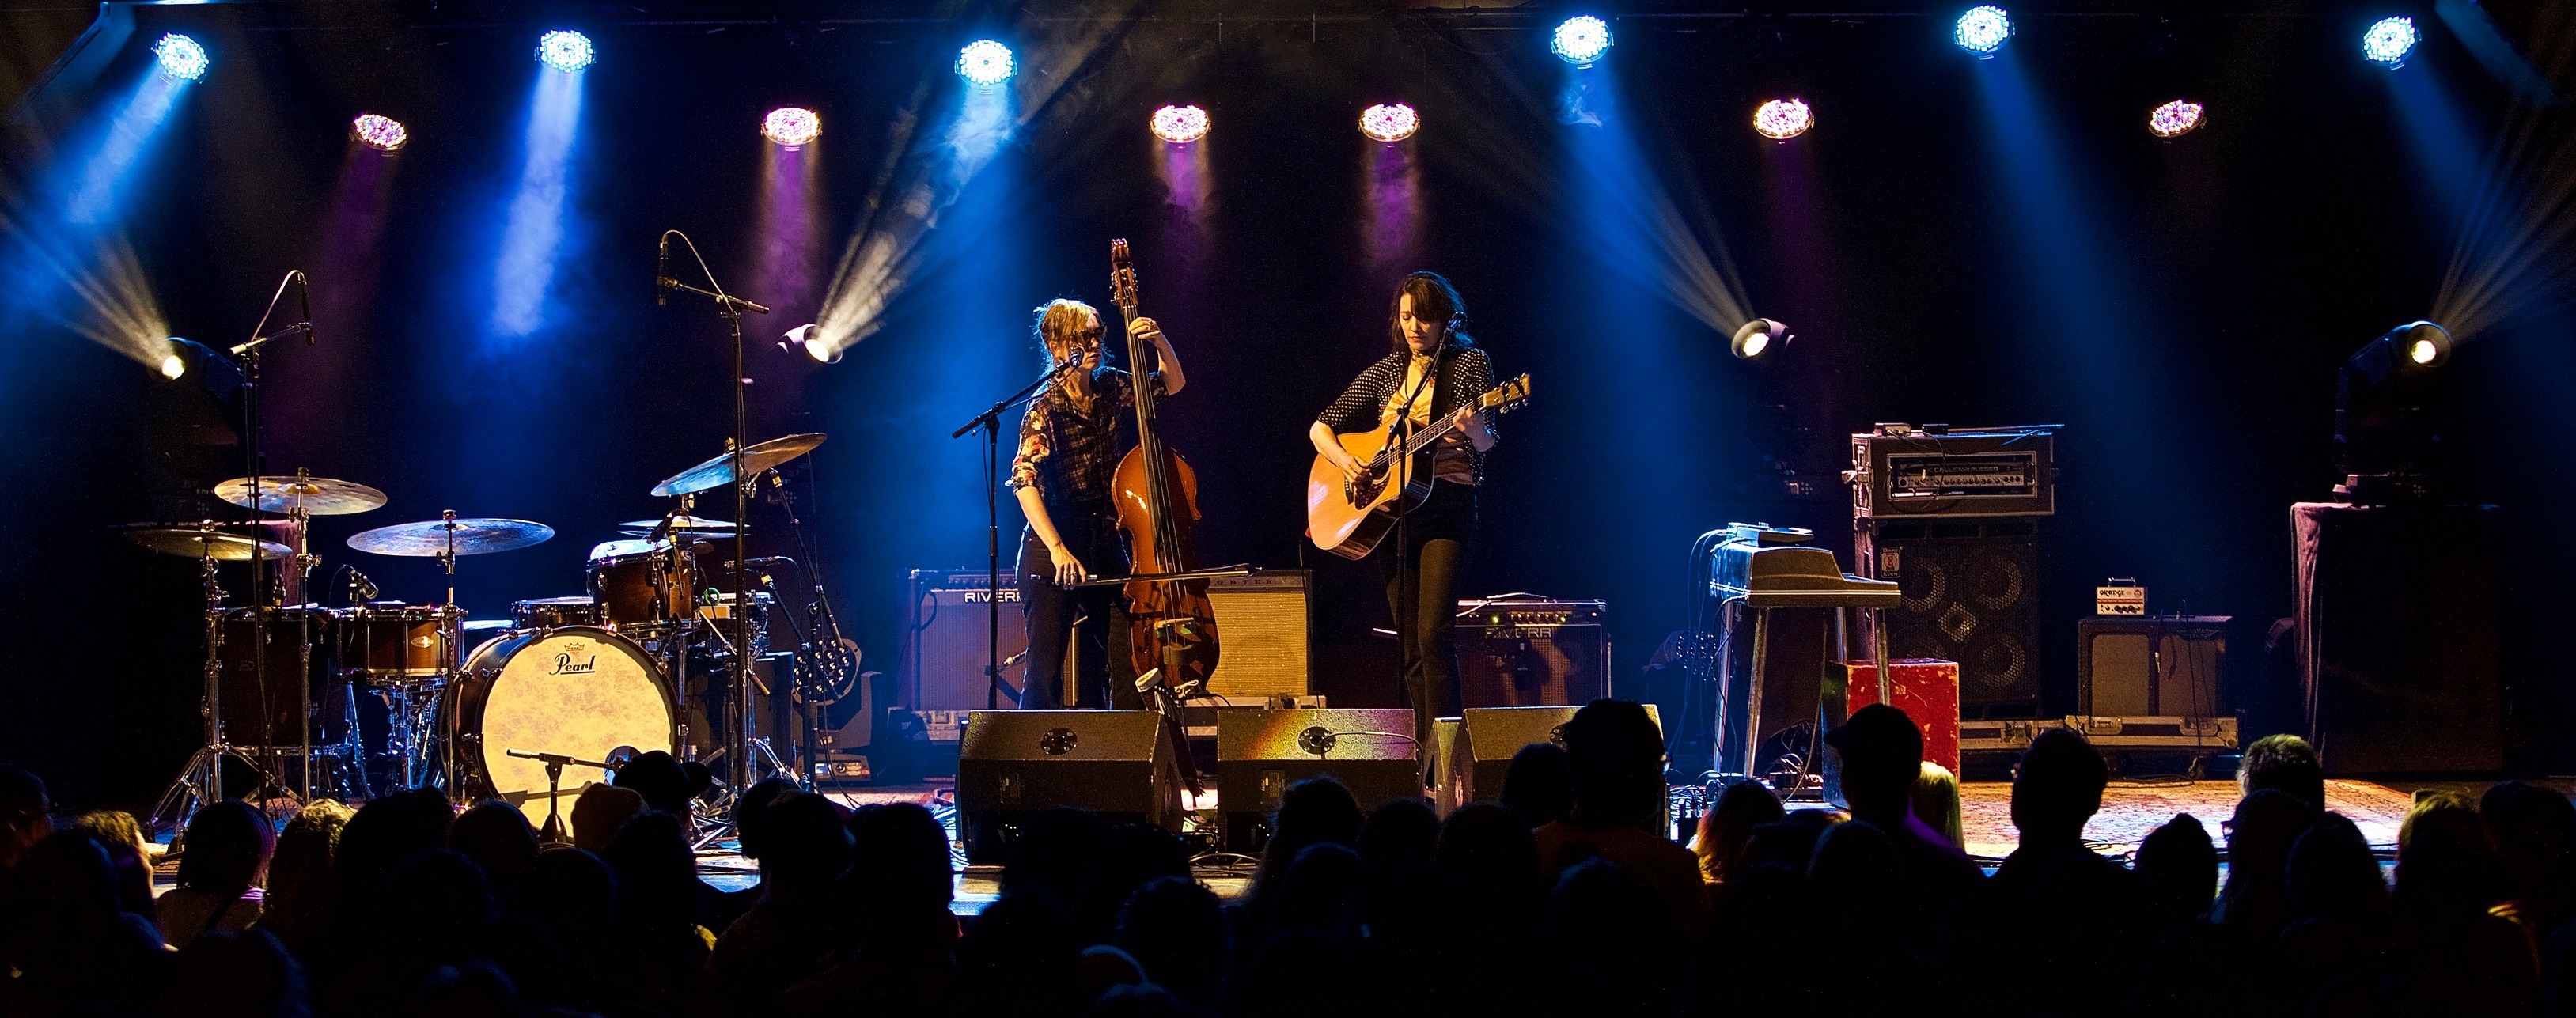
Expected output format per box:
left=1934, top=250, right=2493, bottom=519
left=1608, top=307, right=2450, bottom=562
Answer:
left=149, top=524, right=282, bottom=835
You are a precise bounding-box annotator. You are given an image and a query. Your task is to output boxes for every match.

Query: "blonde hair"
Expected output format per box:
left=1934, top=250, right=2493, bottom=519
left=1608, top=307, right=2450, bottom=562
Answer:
left=1912, top=762, right=1966, bottom=850
left=1032, top=298, right=1100, bottom=370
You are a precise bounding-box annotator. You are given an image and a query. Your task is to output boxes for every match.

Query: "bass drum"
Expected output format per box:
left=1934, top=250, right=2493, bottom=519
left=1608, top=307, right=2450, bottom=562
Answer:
left=444, top=626, right=673, bottom=827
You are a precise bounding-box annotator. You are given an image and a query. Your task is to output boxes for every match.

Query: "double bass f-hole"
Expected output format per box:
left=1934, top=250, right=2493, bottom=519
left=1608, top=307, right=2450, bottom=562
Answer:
left=1107, top=238, right=1222, bottom=694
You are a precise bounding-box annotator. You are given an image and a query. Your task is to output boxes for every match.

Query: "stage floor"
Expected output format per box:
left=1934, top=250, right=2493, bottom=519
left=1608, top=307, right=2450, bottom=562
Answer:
left=1957, top=778, right=2415, bottom=861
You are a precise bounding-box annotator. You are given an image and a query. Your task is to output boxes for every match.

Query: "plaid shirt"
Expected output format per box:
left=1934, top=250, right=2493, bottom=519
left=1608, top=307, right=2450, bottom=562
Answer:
left=1010, top=368, right=1136, bottom=507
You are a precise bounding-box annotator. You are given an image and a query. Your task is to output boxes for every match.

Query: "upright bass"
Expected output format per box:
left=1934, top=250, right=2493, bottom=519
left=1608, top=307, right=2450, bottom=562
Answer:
left=1108, top=239, right=1222, bottom=691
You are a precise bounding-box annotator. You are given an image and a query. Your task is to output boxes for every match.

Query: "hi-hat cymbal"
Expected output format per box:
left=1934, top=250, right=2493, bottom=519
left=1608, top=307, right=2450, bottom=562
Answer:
left=121, top=526, right=290, bottom=562
left=214, top=475, right=388, bottom=516
left=617, top=514, right=739, bottom=535
left=650, top=433, right=826, bottom=498
left=347, top=518, right=555, bottom=558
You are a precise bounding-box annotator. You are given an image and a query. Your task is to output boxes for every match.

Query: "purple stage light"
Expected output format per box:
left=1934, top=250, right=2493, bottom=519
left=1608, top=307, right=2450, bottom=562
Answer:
left=1359, top=104, right=1419, bottom=143
left=763, top=107, right=821, bottom=147
left=1752, top=99, right=1814, bottom=141
left=1150, top=105, right=1210, bottom=144
left=2146, top=100, right=2204, bottom=138
left=350, top=113, right=408, bottom=152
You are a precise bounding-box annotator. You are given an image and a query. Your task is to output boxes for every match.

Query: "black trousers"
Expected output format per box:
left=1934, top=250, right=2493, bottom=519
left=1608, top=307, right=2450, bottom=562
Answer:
left=1385, top=483, right=1474, bottom=778
left=1017, top=506, right=1126, bottom=710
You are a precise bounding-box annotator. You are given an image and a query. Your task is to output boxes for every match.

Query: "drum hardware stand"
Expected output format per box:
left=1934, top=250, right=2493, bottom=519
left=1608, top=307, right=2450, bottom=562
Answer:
left=656, top=229, right=771, bottom=815
left=505, top=748, right=612, bottom=845
left=150, top=525, right=286, bottom=835
left=952, top=359, right=1082, bottom=710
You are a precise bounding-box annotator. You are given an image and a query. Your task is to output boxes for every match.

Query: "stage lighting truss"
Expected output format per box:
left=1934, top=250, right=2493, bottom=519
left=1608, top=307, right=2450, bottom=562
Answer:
left=2146, top=100, right=2204, bottom=138
left=763, top=107, right=822, bottom=148
left=1752, top=99, right=1814, bottom=141
left=1359, top=104, right=1419, bottom=143
left=350, top=113, right=409, bottom=152
left=537, top=31, right=594, bottom=73
left=1954, top=6, right=2013, bottom=56
left=2362, top=17, right=2419, bottom=67
left=1150, top=105, right=1210, bottom=144
left=1552, top=16, right=1613, bottom=67
left=957, top=40, right=1016, bottom=87
left=154, top=34, right=210, bottom=82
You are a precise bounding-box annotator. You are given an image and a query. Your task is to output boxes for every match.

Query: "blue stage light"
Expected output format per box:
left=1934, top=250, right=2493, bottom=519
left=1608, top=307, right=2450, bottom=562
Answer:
left=1954, top=6, right=2013, bottom=56
left=153, top=34, right=209, bottom=82
left=2362, top=17, right=2419, bottom=66
left=1551, top=16, right=1613, bottom=67
left=536, top=31, right=594, bottom=73
left=957, top=40, right=1015, bottom=87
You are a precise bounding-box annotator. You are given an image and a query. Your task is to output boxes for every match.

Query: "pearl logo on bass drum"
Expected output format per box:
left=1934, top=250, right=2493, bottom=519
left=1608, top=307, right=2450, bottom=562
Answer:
left=551, top=642, right=599, bottom=676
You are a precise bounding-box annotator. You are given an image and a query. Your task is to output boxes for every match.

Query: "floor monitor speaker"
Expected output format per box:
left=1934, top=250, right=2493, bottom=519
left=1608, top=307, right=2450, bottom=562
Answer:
left=1449, top=704, right=1661, bottom=807
left=956, top=710, right=1181, bottom=863
left=1217, top=708, right=1418, bottom=852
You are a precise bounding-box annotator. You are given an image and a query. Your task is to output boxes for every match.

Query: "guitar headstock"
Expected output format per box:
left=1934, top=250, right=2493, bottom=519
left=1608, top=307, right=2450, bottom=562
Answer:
left=1478, top=373, right=1532, bottom=414
left=1110, top=237, right=1138, bottom=312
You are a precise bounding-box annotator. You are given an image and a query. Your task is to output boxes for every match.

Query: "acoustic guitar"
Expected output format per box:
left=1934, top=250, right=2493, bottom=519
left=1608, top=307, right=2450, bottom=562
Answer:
left=1306, top=373, right=1531, bottom=560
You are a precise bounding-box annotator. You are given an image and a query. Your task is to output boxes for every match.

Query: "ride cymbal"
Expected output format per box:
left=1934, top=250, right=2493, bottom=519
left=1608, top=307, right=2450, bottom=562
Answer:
left=650, top=433, right=825, bottom=498
left=214, top=475, right=388, bottom=516
left=347, top=518, right=555, bottom=557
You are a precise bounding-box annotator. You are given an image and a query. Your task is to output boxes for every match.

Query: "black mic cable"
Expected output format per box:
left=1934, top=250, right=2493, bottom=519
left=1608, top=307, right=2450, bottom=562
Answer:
left=656, top=233, right=670, bottom=306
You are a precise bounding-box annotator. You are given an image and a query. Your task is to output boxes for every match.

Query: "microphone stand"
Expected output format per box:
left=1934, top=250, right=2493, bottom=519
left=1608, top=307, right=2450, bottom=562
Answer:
left=225, top=271, right=314, bottom=811
left=951, top=361, right=1080, bottom=710
left=655, top=232, right=770, bottom=802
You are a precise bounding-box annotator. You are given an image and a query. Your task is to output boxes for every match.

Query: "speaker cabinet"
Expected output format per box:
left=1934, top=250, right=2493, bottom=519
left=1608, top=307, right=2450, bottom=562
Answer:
left=1858, top=519, right=2042, bottom=717
left=1205, top=571, right=1311, bottom=700
left=2294, top=502, right=2503, bottom=774
left=897, top=568, right=1031, bottom=713
left=2076, top=617, right=2227, bottom=718
left=956, top=710, right=1181, bottom=862
left=1456, top=600, right=1610, bottom=707
left=1217, top=709, right=1418, bottom=852
left=1448, top=704, right=1661, bottom=807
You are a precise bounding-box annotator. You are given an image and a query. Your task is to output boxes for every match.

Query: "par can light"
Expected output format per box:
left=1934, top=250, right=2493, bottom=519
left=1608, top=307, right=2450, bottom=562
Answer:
left=1150, top=105, right=1210, bottom=144
left=763, top=107, right=821, bottom=148
left=154, top=34, right=210, bottom=82
left=1954, top=6, right=2013, bottom=56
left=351, top=113, right=408, bottom=152
left=957, top=40, right=1016, bottom=87
left=1552, top=16, right=1613, bottom=67
left=2146, top=100, right=2204, bottom=138
left=1752, top=99, right=1814, bottom=141
left=2362, top=17, right=2419, bottom=67
left=537, top=31, right=594, bottom=73
left=1359, top=104, right=1419, bottom=143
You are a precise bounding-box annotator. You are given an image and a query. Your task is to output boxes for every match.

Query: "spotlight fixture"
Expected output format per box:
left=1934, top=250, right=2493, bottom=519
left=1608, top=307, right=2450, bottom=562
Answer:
left=1731, top=318, right=1791, bottom=360
left=350, top=113, right=408, bottom=152
left=1954, top=6, right=2013, bottom=56
left=1551, top=16, right=1613, bottom=67
left=763, top=107, right=821, bottom=148
left=153, top=33, right=210, bottom=82
left=957, top=40, right=1016, bottom=87
left=779, top=324, right=842, bottom=365
left=1150, top=105, right=1210, bottom=144
left=2362, top=16, right=2419, bottom=67
left=2146, top=100, right=2204, bottom=138
left=158, top=348, right=187, bottom=380
left=2333, top=319, right=2454, bottom=500
left=1359, top=104, right=1419, bottom=143
left=536, top=31, right=594, bottom=73
left=2394, top=320, right=2453, bottom=368
left=1752, top=99, right=1814, bottom=141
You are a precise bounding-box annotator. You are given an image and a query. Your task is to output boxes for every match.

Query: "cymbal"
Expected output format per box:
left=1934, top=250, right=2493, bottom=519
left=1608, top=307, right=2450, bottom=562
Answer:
left=122, top=527, right=290, bottom=562
left=650, top=433, right=826, bottom=498
left=347, top=518, right=555, bottom=558
left=214, top=475, right=387, bottom=516
left=617, top=514, right=740, bottom=535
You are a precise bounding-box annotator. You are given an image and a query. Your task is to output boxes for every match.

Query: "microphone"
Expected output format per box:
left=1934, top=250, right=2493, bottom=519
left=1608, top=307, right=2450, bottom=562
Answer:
left=656, top=235, right=670, bottom=306
left=298, top=272, right=314, bottom=344
left=722, top=556, right=794, bottom=570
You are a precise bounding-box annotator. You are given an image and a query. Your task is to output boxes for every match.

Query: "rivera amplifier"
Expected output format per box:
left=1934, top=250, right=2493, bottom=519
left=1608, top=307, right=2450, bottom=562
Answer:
left=1455, top=598, right=1609, bottom=708
left=897, top=567, right=1030, bottom=713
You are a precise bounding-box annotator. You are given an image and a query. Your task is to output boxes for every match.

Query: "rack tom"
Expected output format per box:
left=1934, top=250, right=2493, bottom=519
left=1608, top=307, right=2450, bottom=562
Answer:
left=512, top=597, right=604, bottom=630
left=334, top=603, right=458, bottom=683
left=587, top=539, right=699, bottom=632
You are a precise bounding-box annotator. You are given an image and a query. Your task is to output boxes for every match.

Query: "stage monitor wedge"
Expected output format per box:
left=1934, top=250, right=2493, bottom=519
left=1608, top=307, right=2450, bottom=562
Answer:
left=1449, top=704, right=1662, bottom=808
left=1217, top=708, right=1418, bottom=853
left=957, top=710, right=1182, bottom=863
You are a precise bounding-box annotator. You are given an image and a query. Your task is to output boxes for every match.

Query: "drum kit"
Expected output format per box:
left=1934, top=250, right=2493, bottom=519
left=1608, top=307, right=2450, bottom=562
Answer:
left=133, top=434, right=856, bottom=836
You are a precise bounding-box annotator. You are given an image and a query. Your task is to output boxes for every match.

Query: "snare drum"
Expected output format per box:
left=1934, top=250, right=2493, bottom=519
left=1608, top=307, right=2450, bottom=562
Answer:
left=511, top=597, right=604, bottom=630
left=444, top=626, right=673, bottom=827
left=588, top=539, right=699, bottom=632
left=335, top=603, right=458, bottom=683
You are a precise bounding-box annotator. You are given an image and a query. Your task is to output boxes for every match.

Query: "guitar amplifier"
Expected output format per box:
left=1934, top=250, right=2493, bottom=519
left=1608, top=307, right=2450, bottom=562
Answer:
left=1456, top=599, right=1610, bottom=708
left=1847, top=425, right=2055, bottom=519
left=1205, top=571, right=1311, bottom=700
left=896, top=568, right=1029, bottom=713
